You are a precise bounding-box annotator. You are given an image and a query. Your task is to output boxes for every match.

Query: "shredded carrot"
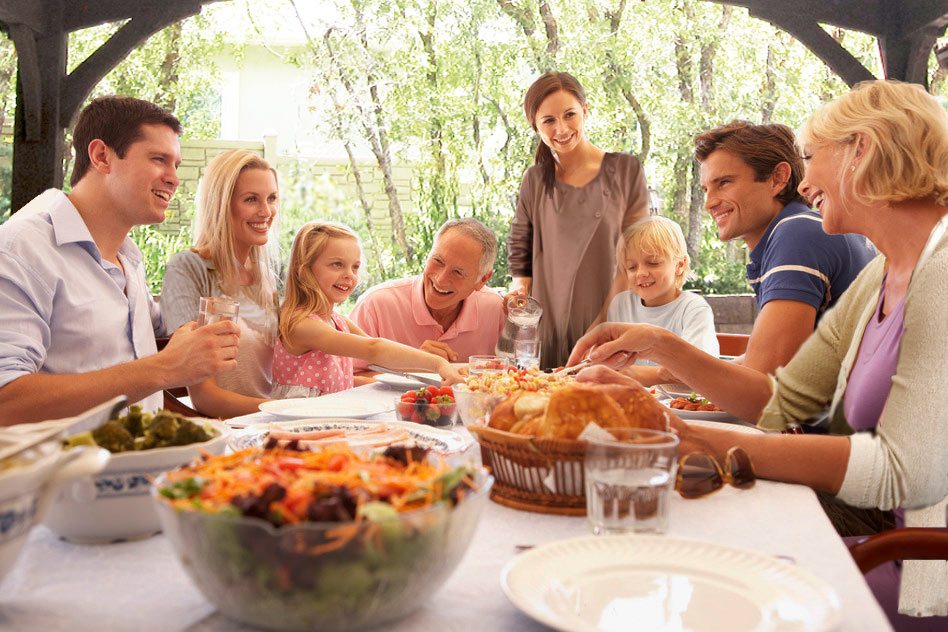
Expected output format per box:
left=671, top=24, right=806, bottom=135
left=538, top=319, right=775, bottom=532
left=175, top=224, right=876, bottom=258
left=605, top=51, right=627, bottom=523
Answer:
left=161, top=445, right=477, bottom=529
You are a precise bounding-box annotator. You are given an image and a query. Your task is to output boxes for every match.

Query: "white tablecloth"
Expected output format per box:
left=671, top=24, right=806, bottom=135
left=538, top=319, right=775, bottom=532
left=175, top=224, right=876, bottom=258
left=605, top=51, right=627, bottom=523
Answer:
left=0, top=384, right=892, bottom=631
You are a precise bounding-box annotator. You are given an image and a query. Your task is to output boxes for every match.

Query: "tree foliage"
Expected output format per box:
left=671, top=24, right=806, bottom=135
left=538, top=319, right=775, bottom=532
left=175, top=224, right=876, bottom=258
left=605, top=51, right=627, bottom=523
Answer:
left=1, top=1, right=945, bottom=294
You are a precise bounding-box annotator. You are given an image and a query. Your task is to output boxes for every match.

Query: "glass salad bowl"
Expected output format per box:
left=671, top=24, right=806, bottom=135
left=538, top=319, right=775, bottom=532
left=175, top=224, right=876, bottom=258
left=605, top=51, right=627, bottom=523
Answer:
left=151, top=450, right=492, bottom=631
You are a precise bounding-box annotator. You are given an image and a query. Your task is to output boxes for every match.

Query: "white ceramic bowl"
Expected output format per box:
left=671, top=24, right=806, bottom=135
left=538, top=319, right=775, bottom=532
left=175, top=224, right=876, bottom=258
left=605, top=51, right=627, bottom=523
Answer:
left=43, top=421, right=228, bottom=544
left=0, top=441, right=109, bottom=583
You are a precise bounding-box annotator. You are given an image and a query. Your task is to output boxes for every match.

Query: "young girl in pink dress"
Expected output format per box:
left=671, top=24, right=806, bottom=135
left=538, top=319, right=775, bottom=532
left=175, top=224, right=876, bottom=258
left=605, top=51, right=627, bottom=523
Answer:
left=271, top=222, right=464, bottom=398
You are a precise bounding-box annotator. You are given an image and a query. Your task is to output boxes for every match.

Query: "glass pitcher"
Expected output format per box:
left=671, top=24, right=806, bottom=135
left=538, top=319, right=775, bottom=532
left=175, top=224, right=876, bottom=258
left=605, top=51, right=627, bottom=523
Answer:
left=496, top=295, right=542, bottom=369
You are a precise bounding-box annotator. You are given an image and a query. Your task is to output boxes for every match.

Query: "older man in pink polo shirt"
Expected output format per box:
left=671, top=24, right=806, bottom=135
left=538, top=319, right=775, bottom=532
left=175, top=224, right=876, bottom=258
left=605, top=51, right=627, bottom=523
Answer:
left=350, top=218, right=504, bottom=369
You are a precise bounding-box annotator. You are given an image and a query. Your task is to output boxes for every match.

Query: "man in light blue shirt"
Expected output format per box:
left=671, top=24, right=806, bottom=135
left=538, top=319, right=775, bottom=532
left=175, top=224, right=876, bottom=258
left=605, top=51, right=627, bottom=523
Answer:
left=0, top=96, right=240, bottom=425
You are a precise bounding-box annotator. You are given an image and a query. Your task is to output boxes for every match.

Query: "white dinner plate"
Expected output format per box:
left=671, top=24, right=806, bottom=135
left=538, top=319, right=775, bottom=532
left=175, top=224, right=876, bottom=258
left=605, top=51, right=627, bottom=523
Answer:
left=229, top=418, right=470, bottom=454
left=502, top=535, right=841, bottom=632
left=259, top=398, right=391, bottom=420
left=373, top=372, right=442, bottom=389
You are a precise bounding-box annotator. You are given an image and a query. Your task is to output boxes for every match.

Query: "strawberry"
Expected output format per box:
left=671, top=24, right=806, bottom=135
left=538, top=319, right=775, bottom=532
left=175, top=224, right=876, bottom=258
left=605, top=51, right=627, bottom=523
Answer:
left=410, top=411, right=424, bottom=424
left=440, top=402, right=456, bottom=416
left=400, top=392, right=417, bottom=402
left=425, top=385, right=440, bottom=399
left=396, top=402, right=414, bottom=418
left=425, top=404, right=441, bottom=422
left=438, top=385, right=454, bottom=397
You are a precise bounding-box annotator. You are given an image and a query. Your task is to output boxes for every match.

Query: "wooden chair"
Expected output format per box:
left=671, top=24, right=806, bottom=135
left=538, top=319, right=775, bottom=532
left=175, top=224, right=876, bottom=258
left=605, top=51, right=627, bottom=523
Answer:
left=848, top=528, right=948, bottom=574
left=716, top=332, right=750, bottom=357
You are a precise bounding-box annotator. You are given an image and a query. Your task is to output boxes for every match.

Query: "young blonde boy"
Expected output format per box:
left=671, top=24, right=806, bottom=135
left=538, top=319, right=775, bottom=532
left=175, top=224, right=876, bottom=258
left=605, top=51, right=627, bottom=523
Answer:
left=606, top=216, right=719, bottom=359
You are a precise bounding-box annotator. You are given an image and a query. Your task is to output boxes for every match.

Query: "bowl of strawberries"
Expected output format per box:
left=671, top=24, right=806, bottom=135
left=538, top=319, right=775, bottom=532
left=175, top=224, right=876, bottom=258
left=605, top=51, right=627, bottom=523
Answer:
left=395, top=386, right=458, bottom=427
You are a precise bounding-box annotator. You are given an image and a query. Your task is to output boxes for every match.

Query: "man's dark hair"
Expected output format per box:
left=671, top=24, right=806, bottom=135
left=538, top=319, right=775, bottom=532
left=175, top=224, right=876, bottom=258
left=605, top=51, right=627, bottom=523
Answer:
left=694, top=120, right=805, bottom=206
left=70, top=96, right=182, bottom=187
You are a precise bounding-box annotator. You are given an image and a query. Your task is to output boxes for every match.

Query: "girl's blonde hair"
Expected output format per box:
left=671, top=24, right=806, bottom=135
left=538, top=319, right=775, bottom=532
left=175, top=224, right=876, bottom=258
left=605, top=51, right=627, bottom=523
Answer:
left=192, top=149, right=280, bottom=308
left=279, top=221, right=361, bottom=342
left=800, top=80, right=948, bottom=207
left=620, top=216, right=693, bottom=288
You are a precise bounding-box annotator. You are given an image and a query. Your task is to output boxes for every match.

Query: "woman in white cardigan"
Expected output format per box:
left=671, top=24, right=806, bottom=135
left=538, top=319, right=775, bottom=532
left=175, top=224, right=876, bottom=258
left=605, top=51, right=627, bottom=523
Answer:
left=570, top=80, right=947, bottom=627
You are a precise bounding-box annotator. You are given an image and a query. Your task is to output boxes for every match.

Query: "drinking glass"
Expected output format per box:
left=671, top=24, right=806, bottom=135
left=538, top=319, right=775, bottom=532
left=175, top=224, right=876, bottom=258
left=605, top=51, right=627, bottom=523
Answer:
left=468, top=355, right=511, bottom=375
left=584, top=428, right=679, bottom=535
left=197, top=296, right=240, bottom=326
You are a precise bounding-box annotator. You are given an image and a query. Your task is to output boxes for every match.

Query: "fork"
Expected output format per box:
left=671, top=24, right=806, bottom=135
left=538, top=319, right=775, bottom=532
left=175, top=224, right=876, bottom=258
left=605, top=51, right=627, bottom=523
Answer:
left=552, top=358, right=591, bottom=377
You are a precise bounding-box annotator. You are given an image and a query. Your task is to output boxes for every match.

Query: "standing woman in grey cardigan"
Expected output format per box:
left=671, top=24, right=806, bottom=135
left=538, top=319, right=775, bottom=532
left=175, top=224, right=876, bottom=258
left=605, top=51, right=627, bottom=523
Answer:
left=160, top=150, right=280, bottom=417
left=570, top=80, right=948, bottom=627
left=507, top=72, right=650, bottom=369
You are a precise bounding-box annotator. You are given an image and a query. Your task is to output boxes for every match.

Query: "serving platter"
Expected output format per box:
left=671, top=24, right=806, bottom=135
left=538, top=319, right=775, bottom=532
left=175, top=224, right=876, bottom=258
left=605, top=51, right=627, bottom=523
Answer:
left=661, top=399, right=742, bottom=423
left=259, top=398, right=391, bottom=420
left=229, top=418, right=471, bottom=454
left=502, top=534, right=841, bottom=632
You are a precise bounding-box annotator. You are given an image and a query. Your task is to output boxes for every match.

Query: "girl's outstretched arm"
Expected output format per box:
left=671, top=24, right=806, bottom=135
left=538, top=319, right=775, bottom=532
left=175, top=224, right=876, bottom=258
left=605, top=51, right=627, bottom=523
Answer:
left=284, top=316, right=464, bottom=384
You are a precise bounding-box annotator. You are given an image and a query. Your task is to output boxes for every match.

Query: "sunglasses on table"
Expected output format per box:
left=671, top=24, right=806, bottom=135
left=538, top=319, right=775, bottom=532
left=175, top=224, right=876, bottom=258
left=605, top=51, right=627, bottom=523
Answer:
left=675, top=446, right=756, bottom=499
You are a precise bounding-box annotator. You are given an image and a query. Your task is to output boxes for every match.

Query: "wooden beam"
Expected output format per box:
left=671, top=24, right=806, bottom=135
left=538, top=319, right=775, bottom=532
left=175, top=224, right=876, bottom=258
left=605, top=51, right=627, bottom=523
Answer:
left=744, top=7, right=877, bottom=85
left=896, top=0, right=948, bottom=37
left=11, top=18, right=66, bottom=211
left=713, top=0, right=885, bottom=35
left=63, top=0, right=228, bottom=32
left=7, top=24, right=41, bottom=140
left=0, top=0, right=47, bottom=34
left=879, top=25, right=944, bottom=86
left=59, top=6, right=202, bottom=128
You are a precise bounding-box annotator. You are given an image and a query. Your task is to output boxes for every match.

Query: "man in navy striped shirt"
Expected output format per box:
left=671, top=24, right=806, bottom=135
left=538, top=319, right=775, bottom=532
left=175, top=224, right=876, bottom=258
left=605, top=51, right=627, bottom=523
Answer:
left=695, top=121, right=875, bottom=374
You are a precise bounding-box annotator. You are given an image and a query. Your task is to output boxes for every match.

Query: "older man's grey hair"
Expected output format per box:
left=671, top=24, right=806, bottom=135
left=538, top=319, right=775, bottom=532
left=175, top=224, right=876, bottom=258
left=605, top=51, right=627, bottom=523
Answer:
left=433, top=218, right=498, bottom=277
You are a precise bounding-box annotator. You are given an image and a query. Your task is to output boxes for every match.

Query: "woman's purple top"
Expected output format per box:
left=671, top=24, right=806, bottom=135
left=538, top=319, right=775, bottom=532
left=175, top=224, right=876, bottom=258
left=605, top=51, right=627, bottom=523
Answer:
left=843, top=278, right=907, bottom=528
left=843, top=279, right=906, bottom=432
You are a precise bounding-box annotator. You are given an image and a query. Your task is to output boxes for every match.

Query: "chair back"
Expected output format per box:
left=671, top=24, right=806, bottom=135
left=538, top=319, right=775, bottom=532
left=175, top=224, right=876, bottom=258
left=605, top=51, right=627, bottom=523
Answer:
left=716, top=333, right=750, bottom=356
left=848, top=527, right=948, bottom=573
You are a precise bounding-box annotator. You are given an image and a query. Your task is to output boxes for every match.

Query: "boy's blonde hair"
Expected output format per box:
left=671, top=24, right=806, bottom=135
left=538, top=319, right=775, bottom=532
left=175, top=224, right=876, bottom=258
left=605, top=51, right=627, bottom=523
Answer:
left=279, top=221, right=361, bottom=342
left=192, top=149, right=279, bottom=308
left=800, top=80, right=948, bottom=207
left=620, top=216, right=693, bottom=288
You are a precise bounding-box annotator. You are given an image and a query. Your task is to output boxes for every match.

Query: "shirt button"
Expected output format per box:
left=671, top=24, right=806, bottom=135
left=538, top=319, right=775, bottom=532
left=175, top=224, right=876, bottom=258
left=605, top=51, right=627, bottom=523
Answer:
left=595, top=211, right=602, bottom=218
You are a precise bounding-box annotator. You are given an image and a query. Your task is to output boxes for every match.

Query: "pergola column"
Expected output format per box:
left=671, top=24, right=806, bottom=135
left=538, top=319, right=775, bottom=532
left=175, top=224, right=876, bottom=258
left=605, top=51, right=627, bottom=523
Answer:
left=1, top=0, right=226, bottom=212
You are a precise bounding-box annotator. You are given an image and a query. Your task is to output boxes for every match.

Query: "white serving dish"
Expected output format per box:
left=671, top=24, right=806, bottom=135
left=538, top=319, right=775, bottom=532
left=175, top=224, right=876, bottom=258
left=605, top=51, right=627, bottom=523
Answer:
left=0, top=441, right=108, bottom=583
left=229, top=418, right=471, bottom=455
left=43, top=420, right=228, bottom=544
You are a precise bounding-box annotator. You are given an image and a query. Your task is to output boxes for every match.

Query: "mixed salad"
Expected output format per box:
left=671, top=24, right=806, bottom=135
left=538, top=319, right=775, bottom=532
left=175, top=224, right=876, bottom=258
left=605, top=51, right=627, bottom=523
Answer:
left=156, top=443, right=483, bottom=629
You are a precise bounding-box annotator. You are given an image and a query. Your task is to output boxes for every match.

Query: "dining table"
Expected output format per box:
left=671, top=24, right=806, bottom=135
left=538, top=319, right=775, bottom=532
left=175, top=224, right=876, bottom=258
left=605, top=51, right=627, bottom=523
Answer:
left=0, top=382, right=892, bottom=631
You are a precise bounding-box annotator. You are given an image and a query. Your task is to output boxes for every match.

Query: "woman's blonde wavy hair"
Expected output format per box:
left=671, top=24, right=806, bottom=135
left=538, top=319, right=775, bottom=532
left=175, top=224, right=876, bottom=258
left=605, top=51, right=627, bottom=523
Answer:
left=800, top=80, right=948, bottom=208
left=192, top=149, right=280, bottom=308
left=619, top=216, right=694, bottom=288
left=279, top=221, right=361, bottom=342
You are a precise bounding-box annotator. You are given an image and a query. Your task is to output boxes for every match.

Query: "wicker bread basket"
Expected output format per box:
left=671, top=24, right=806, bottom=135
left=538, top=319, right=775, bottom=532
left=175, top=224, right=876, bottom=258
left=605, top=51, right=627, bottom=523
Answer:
left=469, top=425, right=588, bottom=515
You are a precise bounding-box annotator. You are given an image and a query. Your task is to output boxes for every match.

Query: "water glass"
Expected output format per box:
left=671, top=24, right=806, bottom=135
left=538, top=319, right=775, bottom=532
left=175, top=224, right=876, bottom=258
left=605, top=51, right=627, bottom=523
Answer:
left=468, top=355, right=511, bottom=375
left=197, top=296, right=240, bottom=326
left=584, top=428, right=679, bottom=535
